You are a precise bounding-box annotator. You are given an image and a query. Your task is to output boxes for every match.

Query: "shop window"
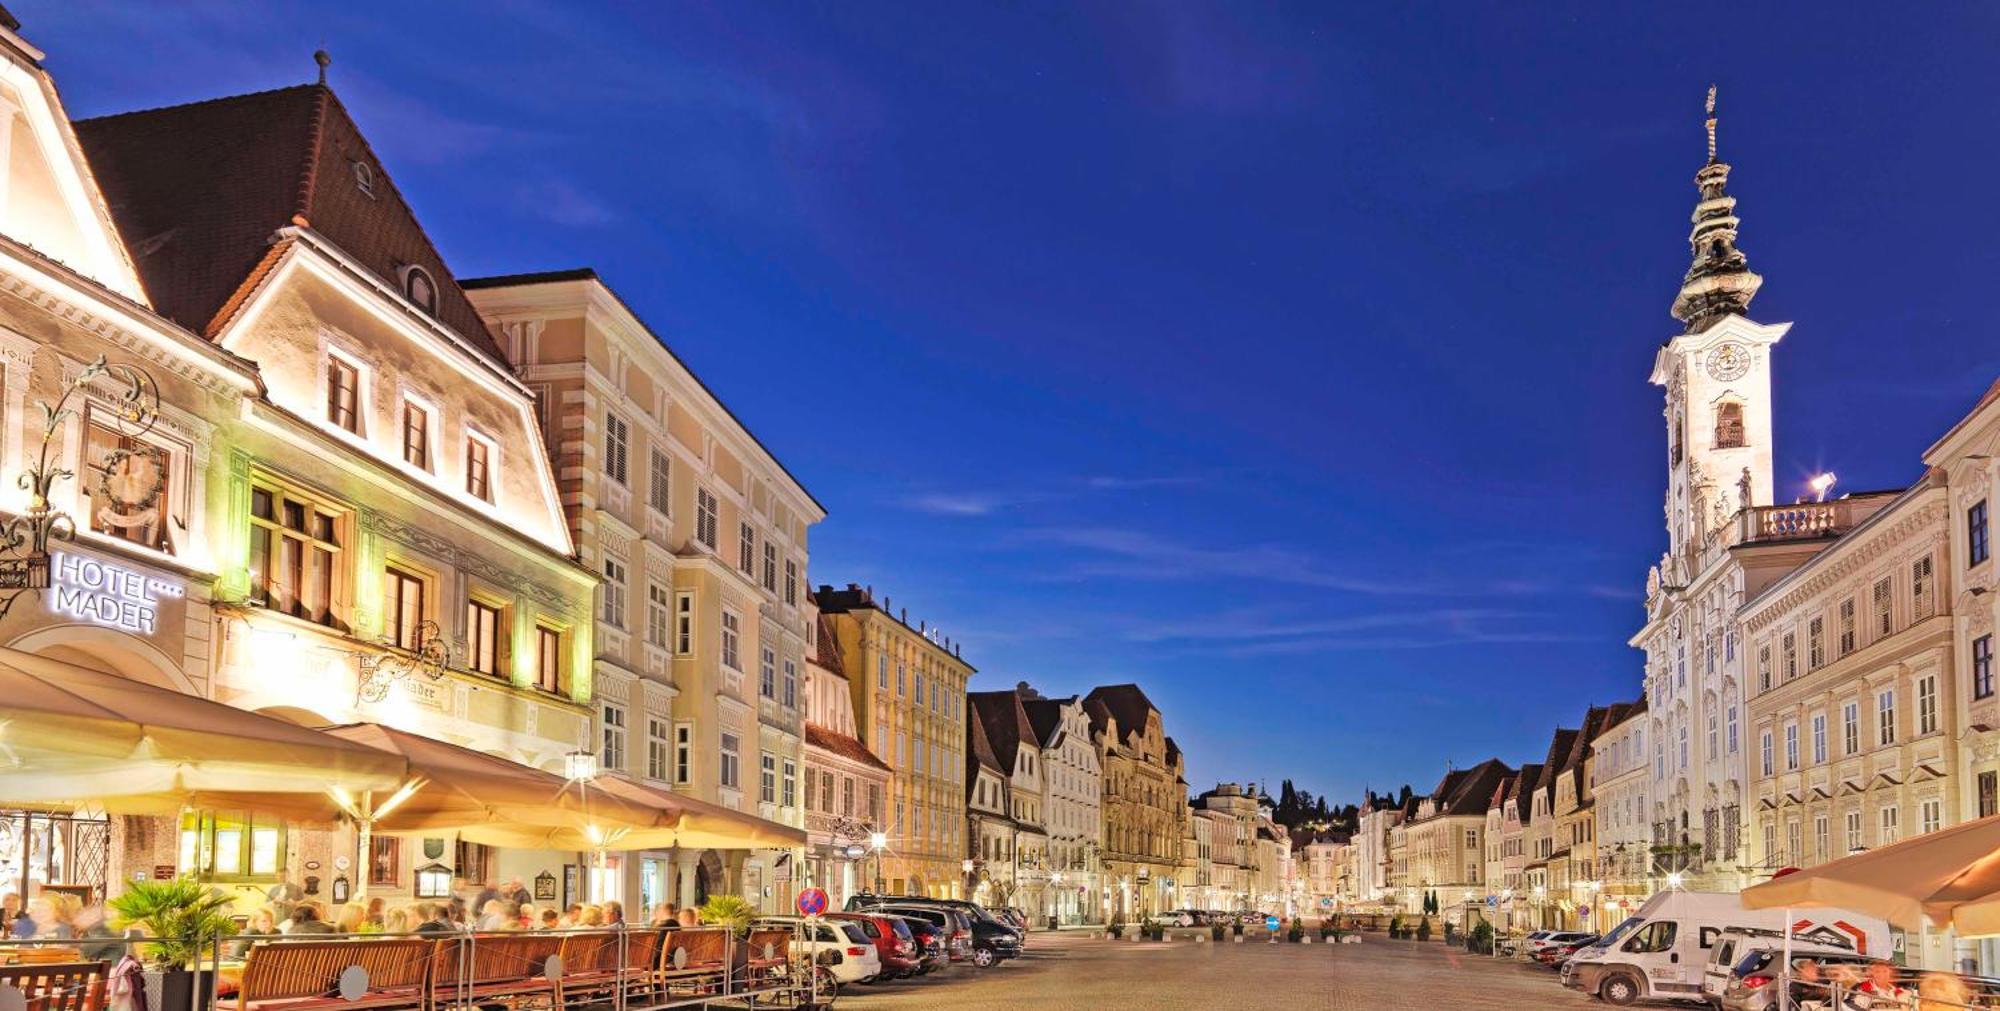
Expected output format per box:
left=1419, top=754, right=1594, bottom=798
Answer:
left=83, top=414, right=177, bottom=554
left=249, top=481, right=347, bottom=630
left=369, top=835, right=399, bottom=887
left=179, top=811, right=284, bottom=881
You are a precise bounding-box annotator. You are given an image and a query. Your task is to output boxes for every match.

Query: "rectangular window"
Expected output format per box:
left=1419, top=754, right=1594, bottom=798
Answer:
left=464, top=433, right=493, bottom=502
left=601, top=554, right=627, bottom=629
left=763, top=542, right=778, bottom=592
left=1838, top=598, right=1855, bottom=656
left=1879, top=805, right=1900, bottom=845
left=1878, top=689, right=1897, bottom=746
left=327, top=357, right=361, bottom=433
left=1813, top=814, right=1828, bottom=860
left=675, top=591, right=694, bottom=654
left=783, top=659, right=798, bottom=709
left=721, top=610, right=741, bottom=670
left=1972, top=500, right=1991, bottom=565
left=649, top=449, right=671, bottom=515
left=781, top=759, right=797, bottom=808
left=845, top=778, right=858, bottom=817
left=1707, top=712, right=1718, bottom=757
left=1921, top=798, right=1942, bottom=835
left=1843, top=701, right=1859, bottom=755
left=696, top=488, right=718, bottom=549
left=1845, top=811, right=1863, bottom=853
left=1760, top=731, right=1773, bottom=777
left=248, top=483, right=344, bottom=628
left=739, top=522, right=756, bottom=574
left=401, top=400, right=430, bottom=470
left=674, top=723, right=692, bottom=785
left=1727, top=705, right=1739, bottom=754
left=1808, top=617, right=1824, bottom=670
left=1981, top=771, right=1998, bottom=819
left=646, top=718, right=669, bottom=781
left=1786, top=821, right=1801, bottom=863
left=878, top=655, right=888, bottom=690
left=646, top=583, right=670, bottom=647
left=760, top=752, right=776, bottom=804
left=760, top=646, right=776, bottom=699
left=1811, top=713, right=1827, bottom=764
left=1784, top=723, right=1798, bottom=771
left=536, top=624, right=563, bottom=693
left=601, top=703, right=627, bottom=773
left=1914, top=555, right=1936, bottom=620
left=604, top=412, right=629, bottom=486
left=1873, top=577, right=1893, bottom=637
left=1758, top=646, right=1772, bottom=693
left=369, top=834, right=399, bottom=888
left=1782, top=633, right=1797, bottom=680
left=1976, top=635, right=1994, bottom=700
left=720, top=732, right=740, bottom=789
left=466, top=599, right=502, bottom=676
left=784, top=560, right=798, bottom=606
left=83, top=417, right=177, bottom=554
left=384, top=566, right=425, bottom=651
left=1918, top=674, right=1938, bottom=735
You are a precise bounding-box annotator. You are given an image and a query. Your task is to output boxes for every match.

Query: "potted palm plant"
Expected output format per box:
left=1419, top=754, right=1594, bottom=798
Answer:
left=698, top=894, right=759, bottom=968
left=108, top=878, right=238, bottom=1011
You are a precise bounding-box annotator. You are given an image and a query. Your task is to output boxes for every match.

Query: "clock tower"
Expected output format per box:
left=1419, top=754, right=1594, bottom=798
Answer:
left=1651, top=88, right=1788, bottom=559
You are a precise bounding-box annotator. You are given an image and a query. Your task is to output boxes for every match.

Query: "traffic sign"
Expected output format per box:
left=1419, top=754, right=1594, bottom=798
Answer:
left=1264, top=915, right=1280, bottom=933
left=796, top=886, right=828, bottom=917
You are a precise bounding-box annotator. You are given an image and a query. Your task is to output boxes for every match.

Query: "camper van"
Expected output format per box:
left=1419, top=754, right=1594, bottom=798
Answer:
left=1559, top=891, right=1889, bottom=1006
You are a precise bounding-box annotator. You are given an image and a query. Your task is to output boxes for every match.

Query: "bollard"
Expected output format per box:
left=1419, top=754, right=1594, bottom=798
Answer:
left=1195, top=933, right=1207, bottom=943
left=1302, top=936, right=1313, bottom=944
left=1234, top=934, right=1244, bottom=943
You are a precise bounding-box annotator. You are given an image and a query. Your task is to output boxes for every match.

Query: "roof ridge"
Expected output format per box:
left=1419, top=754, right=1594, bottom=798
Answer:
left=74, top=81, right=319, bottom=126
left=295, top=85, right=330, bottom=221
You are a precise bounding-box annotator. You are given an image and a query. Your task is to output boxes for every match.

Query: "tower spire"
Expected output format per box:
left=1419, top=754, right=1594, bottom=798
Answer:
left=1670, top=85, right=1762, bottom=333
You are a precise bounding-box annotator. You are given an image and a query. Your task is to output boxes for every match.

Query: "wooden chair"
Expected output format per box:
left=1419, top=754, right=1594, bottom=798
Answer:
left=608, top=929, right=664, bottom=1007
left=0, top=961, right=108, bottom=1011
left=221, top=939, right=433, bottom=1011
left=434, top=934, right=559, bottom=1011
left=740, top=929, right=790, bottom=990
left=655, top=929, right=726, bottom=998
left=549, top=932, right=622, bottom=1010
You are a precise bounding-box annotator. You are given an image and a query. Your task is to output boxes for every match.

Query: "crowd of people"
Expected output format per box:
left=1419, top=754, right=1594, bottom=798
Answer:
left=2, top=890, right=123, bottom=959
left=1789, top=956, right=1983, bottom=1010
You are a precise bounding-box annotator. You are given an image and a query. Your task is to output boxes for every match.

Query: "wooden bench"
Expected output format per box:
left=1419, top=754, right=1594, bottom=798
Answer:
left=221, top=939, right=433, bottom=1011
left=430, top=933, right=559, bottom=1011
left=741, top=929, right=791, bottom=989
left=0, top=961, right=107, bottom=1011
left=655, top=928, right=727, bottom=998
left=549, top=931, right=621, bottom=1010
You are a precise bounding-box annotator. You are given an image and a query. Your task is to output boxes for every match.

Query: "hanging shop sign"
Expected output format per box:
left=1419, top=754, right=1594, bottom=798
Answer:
left=49, top=551, right=182, bottom=634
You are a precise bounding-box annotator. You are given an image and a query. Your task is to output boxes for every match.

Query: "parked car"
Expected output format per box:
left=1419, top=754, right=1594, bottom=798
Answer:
left=857, top=900, right=1020, bottom=968
left=852, top=902, right=975, bottom=966
left=1716, top=950, right=1884, bottom=1011
left=1701, top=926, right=1870, bottom=1006
left=884, top=914, right=949, bottom=975
left=828, top=911, right=921, bottom=980
left=1533, top=934, right=1597, bottom=969
left=1526, top=930, right=1595, bottom=955
left=753, top=916, right=883, bottom=993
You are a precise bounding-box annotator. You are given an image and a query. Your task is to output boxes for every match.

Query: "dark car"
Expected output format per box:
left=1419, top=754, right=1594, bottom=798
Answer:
left=856, top=900, right=1021, bottom=967
left=853, top=903, right=970, bottom=965
left=829, top=911, right=921, bottom=980
left=886, top=914, right=948, bottom=974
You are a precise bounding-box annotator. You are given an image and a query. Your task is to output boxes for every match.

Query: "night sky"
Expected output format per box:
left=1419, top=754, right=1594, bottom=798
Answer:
left=29, top=2, right=2000, bottom=803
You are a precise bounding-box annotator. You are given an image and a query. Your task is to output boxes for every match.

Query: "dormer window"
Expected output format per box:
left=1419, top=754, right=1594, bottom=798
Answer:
left=401, top=265, right=437, bottom=316
left=353, top=160, right=376, bottom=199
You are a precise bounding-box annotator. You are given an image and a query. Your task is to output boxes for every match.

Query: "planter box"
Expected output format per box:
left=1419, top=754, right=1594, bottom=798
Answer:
left=143, top=969, right=216, bottom=1011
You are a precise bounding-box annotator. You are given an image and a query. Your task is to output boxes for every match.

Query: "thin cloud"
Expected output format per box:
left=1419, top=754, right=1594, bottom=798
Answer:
left=516, top=178, right=614, bottom=227
left=1083, top=474, right=1209, bottom=491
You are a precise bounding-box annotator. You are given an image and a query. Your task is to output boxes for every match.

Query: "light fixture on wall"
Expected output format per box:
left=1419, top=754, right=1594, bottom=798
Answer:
left=414, top=862, right=452, bottom=898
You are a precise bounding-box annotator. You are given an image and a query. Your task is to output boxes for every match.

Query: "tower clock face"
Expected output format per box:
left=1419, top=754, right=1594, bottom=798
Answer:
left=1704, top=342, right=1751, bottom=381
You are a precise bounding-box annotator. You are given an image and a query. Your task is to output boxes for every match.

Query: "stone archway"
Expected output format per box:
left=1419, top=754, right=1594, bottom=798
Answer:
left=695, top=850, right=725, bottom=904
left=906, top=872, right=926, bottom=898
left=10, top=623, right=193, bottom=692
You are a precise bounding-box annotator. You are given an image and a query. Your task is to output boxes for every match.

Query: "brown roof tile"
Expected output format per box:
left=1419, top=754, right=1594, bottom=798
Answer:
left=75, top=84, right=506, bottom=362
left=804, top=722, right=891, bottom=773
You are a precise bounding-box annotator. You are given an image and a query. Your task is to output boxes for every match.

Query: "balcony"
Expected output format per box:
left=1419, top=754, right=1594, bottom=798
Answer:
left=1739, top=494, right=1897, bottom=546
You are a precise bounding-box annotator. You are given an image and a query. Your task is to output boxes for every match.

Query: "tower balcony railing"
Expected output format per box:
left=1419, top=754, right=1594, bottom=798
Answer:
left=1738, top=494, right=1899, bottom=546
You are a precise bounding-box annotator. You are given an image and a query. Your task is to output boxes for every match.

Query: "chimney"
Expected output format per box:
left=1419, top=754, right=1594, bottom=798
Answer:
left=900, top=607, right=908, bottom=623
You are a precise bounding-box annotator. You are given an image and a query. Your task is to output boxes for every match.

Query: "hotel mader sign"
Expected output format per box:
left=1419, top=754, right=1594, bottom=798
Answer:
left=49, top=551, right=183, bottom=635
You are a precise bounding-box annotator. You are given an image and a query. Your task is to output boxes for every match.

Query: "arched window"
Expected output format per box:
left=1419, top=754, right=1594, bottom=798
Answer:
left=352, top=160, right=375, bottom=198
left=401, top=265, right=437, bottom=316
left=1714, top=401, right=1746, bottom=448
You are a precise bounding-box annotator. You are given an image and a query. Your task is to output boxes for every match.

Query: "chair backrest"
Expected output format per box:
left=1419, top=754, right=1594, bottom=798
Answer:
left=553, top=931, right=621, bottom=975
left=240, top=939, right=435, bottom=1002
left=743, top=929, right=790, bottom=963
left=620, top=929, right=664, bottom=972
left=0, top=961, right=107, bottom=1011
left=661, top=928, right=726, bottom=968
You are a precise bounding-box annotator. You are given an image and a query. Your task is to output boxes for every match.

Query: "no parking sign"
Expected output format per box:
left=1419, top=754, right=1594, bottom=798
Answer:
left=796, top=886, right=828, bottom=917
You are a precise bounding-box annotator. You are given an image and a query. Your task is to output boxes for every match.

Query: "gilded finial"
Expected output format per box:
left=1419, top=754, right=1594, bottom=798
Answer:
left=1704, top=85, right=1718, bottom=163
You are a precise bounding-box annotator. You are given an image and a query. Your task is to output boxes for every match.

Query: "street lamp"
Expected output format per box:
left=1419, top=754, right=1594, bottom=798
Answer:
left=869, top=832, right=888, bottom=894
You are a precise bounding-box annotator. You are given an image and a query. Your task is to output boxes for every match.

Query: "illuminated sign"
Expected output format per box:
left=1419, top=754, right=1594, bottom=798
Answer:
left=50, top=551, right=183, bottom=634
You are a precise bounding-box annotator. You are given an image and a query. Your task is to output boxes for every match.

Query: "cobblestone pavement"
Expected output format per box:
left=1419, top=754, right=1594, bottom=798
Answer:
left=832, top=930, right=1613, bottom=1009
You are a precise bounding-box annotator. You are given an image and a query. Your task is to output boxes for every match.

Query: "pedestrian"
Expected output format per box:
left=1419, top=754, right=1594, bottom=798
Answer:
left=601, top=900, right=624, bottom=927
left=363, top=896, right=386, bottom=930
left=74, top=903, right=123, bottom=962
left=675, top=908, right=700, bottom=929
left=412, top=902, right=456, bottom=938
left=285, top=902, right=335, bottom=935
left=501, top=878, right=531, bottom=906
left=231, top=907, right=280, bottom=957
left=537, top=909, right=561, bottom=930
left=475, top=899, right=517, bottom=932
left=333, top=902, right=369, bottom=935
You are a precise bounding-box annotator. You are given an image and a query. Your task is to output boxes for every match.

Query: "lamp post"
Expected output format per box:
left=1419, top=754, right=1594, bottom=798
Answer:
left=869, top=831, right=887, bottom=894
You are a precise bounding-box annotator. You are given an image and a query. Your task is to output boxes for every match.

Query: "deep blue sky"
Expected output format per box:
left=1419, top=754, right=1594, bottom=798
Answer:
left=31, top=3, right=2000, bottom=804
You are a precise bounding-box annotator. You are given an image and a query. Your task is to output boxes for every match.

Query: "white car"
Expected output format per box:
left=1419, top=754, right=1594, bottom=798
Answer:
left=1163, top=910, right=1198, bottom=927
left=754, top=917, right=884, bottom=993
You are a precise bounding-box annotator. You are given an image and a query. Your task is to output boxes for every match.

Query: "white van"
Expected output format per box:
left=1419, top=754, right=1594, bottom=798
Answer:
left=1559, top=890, right=1888, bottom=1006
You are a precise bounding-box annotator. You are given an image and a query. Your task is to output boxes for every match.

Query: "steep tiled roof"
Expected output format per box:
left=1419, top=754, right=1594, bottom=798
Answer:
left=1434, top=759, right=1513, bottom=817
left=811, top=612, right=844, bottom=676
left=1083, top=684, right=1158, bottom=746
left=968, top=690, right=1036, bottom=774
left=965, top=703, right=1005, bottom=794
left=804, top=722, right=890, bottom=773
left=75, top=84, right=505, bottom=361
left=1539, top=728, right=1578, bottom=805
left=1513, top=763, right=1543, bottom=821
left=1021, top=696, right=1069, bottom=747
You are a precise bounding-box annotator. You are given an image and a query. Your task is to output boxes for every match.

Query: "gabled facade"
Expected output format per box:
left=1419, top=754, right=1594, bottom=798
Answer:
left=1398, top=759, right=1510, bottom=925
left=1591, top=699, right=1651, bottom=916
left=801, top=608, right=891, bottom=907
left=1085, top=683, right=1185, bottom=920
left=969, top=689, right=1049, bottom=913
left=1021, top=686, right=1102, bottom=925
left=964, top=707, right=1014, bottom=904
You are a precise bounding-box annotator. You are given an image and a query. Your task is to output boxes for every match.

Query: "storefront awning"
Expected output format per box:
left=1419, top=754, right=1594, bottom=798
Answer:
left=319, top=723, right=664, bottom=848
left=1742, top=812, right=2000, bottom=935
left=0, top=645, right=406, bottom=816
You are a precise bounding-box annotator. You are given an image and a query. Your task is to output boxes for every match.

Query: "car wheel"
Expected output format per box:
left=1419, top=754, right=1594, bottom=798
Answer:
left=972, top=946, right=996, bottom=968
left=1599, top=972, right=1640, bottom=1007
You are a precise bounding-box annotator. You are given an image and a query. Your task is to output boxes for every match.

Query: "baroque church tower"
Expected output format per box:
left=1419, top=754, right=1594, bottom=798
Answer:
left=1651, top=88, right=1789, bottom=568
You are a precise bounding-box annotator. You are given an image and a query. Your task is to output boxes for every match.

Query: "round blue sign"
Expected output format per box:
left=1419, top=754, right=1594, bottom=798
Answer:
left=796, top=886, right=828, bottom=917
left=1264, top=915, right=1280, bottom=932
